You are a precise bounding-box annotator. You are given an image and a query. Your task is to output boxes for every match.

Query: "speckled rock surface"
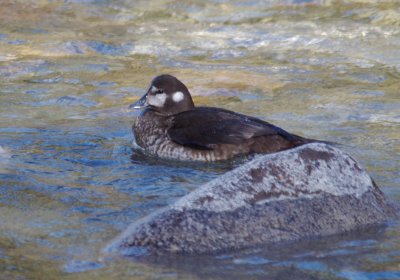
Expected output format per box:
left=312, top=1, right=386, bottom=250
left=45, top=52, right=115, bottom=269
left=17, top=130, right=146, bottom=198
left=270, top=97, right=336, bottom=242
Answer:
left=104, top=143, right=395, bottom=254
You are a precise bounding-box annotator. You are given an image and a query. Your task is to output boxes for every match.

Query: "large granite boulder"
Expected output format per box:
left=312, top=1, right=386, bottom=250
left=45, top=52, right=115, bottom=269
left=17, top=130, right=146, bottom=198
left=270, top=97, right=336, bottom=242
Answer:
left=104, top=143, right=395, bottom=254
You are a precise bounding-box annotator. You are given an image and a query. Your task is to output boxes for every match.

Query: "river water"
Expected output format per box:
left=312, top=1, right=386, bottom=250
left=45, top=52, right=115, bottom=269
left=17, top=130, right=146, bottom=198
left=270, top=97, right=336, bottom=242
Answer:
left=0, top=0, right=399, bottom=279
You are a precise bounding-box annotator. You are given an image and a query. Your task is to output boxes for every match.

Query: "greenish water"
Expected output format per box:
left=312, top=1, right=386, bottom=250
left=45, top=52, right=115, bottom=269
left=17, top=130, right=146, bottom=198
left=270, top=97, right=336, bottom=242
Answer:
left=0, top=0, right=399, bottom=279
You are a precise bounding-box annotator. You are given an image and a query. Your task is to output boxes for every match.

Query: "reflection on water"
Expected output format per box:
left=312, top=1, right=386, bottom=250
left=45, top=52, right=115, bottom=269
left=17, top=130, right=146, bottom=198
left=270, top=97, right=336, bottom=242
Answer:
left=0, top=0, right=399, bottom=279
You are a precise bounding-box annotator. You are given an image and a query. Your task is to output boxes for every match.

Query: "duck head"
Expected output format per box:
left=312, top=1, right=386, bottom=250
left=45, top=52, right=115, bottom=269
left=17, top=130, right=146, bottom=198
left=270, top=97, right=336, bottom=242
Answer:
left=130, top=74, right=195, bottom=116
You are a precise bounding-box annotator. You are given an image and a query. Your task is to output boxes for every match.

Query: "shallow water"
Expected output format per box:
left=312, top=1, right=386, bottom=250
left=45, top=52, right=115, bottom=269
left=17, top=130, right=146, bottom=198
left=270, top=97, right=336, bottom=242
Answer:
left=0, top=0, right=399, bottom=279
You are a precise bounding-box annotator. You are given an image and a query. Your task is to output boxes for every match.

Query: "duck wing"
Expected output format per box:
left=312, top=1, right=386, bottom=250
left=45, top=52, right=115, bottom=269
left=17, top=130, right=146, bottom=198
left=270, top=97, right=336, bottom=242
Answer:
left=167, top=107, right=299, bottom=150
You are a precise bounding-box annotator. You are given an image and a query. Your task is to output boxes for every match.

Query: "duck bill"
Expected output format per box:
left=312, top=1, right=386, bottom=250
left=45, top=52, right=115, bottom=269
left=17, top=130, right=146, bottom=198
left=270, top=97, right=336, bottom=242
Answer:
left=129, top=94, right=148, bottom=109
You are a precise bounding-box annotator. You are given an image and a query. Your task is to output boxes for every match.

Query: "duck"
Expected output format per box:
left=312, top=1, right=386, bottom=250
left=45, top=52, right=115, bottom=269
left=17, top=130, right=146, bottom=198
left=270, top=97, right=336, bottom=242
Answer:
left=129, top=74, right=319, bottom=162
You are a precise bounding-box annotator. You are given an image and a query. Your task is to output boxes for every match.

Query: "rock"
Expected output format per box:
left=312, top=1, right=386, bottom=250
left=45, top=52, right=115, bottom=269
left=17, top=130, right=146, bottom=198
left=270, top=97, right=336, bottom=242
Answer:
left=104, top=143, right=395, bottom=254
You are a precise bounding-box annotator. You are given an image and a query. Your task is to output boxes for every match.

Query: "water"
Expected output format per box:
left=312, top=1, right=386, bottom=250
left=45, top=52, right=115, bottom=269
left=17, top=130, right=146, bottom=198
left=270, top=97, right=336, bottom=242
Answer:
left=0, top=0, right=399, bottom=279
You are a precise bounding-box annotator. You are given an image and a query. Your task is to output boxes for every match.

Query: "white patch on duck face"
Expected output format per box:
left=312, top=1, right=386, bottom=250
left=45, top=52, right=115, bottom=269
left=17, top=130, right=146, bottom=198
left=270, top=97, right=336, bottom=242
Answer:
left=151, top=86, right=158, bottom=93
left=172, top=91, right=184, bottom=103
left=147, top=93, right=167, bottom=107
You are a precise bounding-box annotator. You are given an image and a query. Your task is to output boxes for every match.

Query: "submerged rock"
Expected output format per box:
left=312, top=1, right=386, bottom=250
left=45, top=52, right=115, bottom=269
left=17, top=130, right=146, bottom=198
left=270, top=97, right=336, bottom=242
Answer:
left=104, top=143, right=395, bottom=254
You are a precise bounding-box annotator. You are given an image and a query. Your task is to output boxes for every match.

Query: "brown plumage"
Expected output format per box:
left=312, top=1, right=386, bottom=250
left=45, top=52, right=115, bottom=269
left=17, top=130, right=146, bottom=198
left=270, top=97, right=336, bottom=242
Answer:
left=130, top=74, right=319, bottom=161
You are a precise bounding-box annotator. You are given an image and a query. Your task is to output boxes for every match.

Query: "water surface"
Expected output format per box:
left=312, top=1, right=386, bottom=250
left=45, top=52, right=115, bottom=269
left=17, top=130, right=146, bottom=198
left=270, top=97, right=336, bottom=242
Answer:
left=0, top=0, right=399, bottom=279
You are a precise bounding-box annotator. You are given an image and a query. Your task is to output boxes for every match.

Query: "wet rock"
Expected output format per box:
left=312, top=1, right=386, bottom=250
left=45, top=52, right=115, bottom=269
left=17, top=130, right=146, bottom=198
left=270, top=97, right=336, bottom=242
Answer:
left=104, top=143, right=395, bottom=254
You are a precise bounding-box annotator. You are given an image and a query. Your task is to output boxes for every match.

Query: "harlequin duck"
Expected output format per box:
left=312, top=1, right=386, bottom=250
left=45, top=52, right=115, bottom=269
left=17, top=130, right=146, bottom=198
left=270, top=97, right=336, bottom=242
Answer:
left=130, top=74, right=319, bottom=161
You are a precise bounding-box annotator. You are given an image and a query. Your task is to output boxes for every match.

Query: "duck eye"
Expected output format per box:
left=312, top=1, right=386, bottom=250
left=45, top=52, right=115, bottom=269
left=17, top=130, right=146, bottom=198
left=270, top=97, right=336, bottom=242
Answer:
left=155, top=89, right=164, bottom=94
